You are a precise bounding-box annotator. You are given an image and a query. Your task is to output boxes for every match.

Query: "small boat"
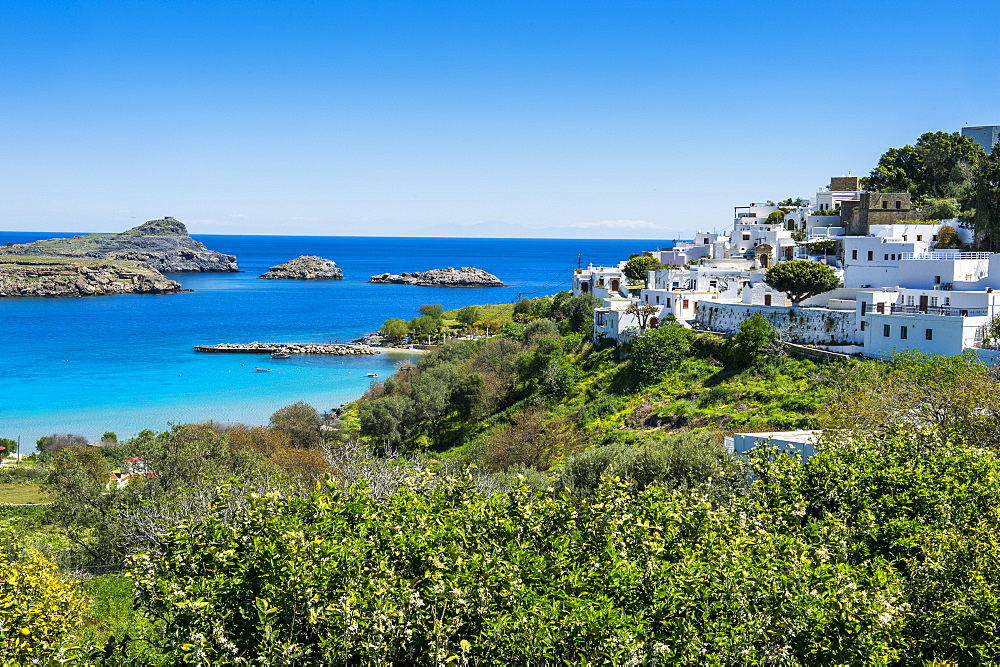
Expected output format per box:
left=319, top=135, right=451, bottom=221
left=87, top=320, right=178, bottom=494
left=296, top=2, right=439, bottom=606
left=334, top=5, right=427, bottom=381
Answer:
left=367, top=373, right=378, bottom=377
left=271, top=353, right=291, bottom=359
left=255, top=367, right=272, bottom=372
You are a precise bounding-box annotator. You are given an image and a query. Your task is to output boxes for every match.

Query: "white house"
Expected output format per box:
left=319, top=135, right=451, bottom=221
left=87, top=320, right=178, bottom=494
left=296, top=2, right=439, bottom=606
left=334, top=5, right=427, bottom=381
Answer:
left=573, top=264, right=629, bottom=300
left=861, top=287, right=1000, bottom=357
left=897, top=251, right=991, bottom=290
left=843, top=237, right=928, bottom=288
left=593, top=296, right=662, bottom=343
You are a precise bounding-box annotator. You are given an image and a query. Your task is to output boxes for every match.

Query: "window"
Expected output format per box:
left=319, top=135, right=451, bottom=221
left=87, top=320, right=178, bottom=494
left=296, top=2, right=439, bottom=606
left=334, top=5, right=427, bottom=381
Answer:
left=925, top=328, right=933, bottom=340
left=930, top=297, right=938, bottom=307
left=861, top=301, right=867, bottom=316
left=882, top=201, right=888, bottom=209
left=666, top=298, right=671, bottom=307
left=852, top=249, right=858, bottom=260
left=884, top=324, right=891, bottom=337
left=764, top=294, right=772, bottom=306
left=933, top=235, right=938, bottom=241
left=891, top=254, right=896, bottom=260
left=709, top=280, right=717, bottom=289
left=907, top=295, right=914, bottom=306
left=655, top=295, right=660, bottom=304
left=935, top=276, right=941, bottom=284
left=917, top=235, right=922, bottom=241
left=868, top=251, right=874, bottom=261
left=743, top=233, right=750, bottom=241
left=903, top=236, right=908, bottom=241
left=884, top=254, right=889, bottom=260
left=896, top=200, right=902, bottom=209
left=900, top=327, right=908, bottom=339
left=944, top=297, right=950, bottom=306
left=682, top=299, right=690, bottom=309
left=861, top=321, right=867, bottom=331
left=596, top=312, right=605, bottom=326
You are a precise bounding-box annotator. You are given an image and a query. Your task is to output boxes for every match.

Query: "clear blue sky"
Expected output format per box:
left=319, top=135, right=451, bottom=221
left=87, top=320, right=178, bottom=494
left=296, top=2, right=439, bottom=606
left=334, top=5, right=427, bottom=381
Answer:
left=1, top=0, right=997, bottom=238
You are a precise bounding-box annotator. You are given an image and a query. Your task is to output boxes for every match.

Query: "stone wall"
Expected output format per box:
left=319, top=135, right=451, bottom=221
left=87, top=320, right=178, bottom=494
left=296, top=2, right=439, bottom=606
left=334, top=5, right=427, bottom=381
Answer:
left=842, top=192, right=919, bottom=235
left=830, top=176, right=862, bottom=191
left=695, top=302, right=861, bottom=344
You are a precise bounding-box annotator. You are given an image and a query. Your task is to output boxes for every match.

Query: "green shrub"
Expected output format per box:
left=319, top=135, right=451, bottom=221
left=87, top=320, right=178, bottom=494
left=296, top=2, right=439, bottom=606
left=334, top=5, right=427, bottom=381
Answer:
left=625, top=324, right=696, bottom=386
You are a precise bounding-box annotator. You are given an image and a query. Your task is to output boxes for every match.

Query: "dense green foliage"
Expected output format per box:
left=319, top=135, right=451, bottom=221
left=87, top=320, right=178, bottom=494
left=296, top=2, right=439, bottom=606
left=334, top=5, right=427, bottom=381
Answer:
left=128, top=426, right=1000, bottom=664
left=727, top=313, right=779, bottom=367
left=972, top=142, right=1000, bottom=249
left=867, top=131, right=985, bottom=200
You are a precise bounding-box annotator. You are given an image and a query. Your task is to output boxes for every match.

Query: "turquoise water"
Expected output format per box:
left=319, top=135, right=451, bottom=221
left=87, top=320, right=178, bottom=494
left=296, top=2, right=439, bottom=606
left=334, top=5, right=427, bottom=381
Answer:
left=0, top=234, right=669, bottom=445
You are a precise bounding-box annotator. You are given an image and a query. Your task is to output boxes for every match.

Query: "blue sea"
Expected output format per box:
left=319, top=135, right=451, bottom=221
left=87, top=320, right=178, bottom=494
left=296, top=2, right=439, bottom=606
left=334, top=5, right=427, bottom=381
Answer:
left=0, top=233, right=671, bottom=446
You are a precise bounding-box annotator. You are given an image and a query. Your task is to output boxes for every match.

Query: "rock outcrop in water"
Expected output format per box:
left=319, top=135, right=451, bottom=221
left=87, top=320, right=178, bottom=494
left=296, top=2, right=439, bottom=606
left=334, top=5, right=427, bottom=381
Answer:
left=369, top=267, right=503, bottom=287
left=0, top=217, right=238, bottom=272
left=259, top=256, right=343, bottom=280
left=0, top=256, right=183, bottom=297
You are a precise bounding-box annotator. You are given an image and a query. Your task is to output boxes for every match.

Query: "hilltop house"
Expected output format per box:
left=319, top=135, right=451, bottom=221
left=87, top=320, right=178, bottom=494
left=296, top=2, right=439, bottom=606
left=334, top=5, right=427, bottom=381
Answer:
left=573, top=264, right=629, bottom=300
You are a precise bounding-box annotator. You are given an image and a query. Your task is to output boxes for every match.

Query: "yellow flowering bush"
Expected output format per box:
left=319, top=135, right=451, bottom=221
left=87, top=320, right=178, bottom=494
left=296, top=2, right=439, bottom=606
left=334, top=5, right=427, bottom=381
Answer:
left=0, top=546, right=87, bottom=663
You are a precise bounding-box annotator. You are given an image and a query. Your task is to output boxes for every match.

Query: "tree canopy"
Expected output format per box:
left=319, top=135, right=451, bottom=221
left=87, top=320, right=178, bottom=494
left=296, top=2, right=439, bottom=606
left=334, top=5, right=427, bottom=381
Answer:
left=867, top=131, right=985, bottom=201
left=972, top=143, right=1000, bottom=250
left=622, top=255, right=663, bottom=282
left=764, top=260, right=840, bottom=305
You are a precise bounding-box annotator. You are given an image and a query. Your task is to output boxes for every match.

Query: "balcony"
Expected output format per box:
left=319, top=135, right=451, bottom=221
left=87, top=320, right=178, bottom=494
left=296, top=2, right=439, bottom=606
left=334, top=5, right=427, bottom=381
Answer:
left=901, top=251, right=992, bottom=260
left=889, top=304, right=988, bottom=317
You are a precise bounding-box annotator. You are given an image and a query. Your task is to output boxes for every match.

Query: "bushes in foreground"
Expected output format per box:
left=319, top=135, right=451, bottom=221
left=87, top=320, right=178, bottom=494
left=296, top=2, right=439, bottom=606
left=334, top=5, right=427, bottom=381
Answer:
left=129, top=429, right=1000, bottom=664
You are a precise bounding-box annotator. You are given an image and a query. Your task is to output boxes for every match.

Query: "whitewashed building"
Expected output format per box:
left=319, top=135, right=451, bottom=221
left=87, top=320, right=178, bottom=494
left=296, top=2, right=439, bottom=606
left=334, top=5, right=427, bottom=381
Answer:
left=573, top=264, right=629, bottom=300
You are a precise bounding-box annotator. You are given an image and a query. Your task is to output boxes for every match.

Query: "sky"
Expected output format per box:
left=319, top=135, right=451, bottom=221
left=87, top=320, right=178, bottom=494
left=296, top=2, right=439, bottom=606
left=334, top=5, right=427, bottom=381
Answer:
left=1, top=0, right=998, bottom=239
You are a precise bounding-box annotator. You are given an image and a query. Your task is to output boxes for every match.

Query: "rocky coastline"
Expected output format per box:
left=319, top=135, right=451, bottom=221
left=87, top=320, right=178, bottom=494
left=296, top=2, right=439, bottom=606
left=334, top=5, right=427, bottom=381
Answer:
left=0, top=217, right=238, bottom=273
left=369, top=267, right=503, bottom=287
left=259, top=256, right=343, bottom=280
left=0, top=256, right=183, bottom=297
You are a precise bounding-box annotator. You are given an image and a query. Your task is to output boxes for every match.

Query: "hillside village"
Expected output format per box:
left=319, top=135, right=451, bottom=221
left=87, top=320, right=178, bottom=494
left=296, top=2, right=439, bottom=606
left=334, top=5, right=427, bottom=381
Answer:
left=578, top=126, right=1000, bottom=364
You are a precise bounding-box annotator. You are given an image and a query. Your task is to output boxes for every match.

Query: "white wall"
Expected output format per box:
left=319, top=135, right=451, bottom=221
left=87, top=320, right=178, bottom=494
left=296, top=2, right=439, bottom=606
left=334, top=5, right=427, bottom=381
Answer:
left=695, top=302, right=860, bottom=344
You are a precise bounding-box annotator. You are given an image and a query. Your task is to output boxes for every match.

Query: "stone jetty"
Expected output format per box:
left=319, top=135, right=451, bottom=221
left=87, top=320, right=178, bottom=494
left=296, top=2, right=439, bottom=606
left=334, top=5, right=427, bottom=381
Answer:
left=194, top=342, right=380, bottom=355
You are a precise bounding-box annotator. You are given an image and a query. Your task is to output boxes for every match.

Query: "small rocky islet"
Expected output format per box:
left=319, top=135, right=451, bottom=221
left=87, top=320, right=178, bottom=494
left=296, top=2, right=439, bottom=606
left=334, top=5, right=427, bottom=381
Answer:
left=259, top=255, right=343, bottom=280
left=369, top=266, right=503, bottom=287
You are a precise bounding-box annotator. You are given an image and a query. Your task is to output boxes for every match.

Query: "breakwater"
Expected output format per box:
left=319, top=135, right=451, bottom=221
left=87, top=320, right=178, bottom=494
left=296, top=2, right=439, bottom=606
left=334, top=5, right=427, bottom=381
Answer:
left=194, top=342, right=380, bottom=355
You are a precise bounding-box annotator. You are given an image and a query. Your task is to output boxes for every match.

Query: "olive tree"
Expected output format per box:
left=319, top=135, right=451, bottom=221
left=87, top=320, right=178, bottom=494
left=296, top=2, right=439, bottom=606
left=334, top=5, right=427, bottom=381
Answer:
left=270, top=402, right=323, bottom=448
left=764, top=260, right=840, bottom=305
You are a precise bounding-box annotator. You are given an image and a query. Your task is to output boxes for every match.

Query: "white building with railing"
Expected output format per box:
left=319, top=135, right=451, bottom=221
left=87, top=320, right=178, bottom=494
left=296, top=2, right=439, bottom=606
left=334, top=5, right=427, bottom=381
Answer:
left=897, top=251, right=992, bottom=290
left=860, top=285, right=1000, bottom=358
left=843, top=238, right=928, bottom=288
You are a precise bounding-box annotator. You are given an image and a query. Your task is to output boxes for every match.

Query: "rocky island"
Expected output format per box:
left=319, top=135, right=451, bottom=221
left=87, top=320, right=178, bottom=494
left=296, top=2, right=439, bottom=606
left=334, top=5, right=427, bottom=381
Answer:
left=369, top=267, right=503, bottom=287
left=0, top=217, right=238, bottom=272
left=259, top=256, right=343, bottom=280
left=0, top=256, right=182, bottom=297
